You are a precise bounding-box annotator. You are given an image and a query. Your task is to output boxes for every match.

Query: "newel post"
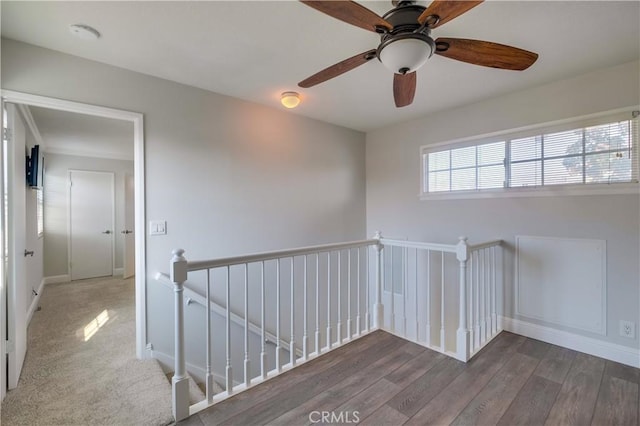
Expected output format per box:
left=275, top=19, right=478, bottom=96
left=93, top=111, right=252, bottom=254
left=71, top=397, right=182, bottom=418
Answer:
left=170, top=249, right=190, bottom=421
left=455, top=237, right=471, bottom=362
left=373, top=231, right=384, bottom=330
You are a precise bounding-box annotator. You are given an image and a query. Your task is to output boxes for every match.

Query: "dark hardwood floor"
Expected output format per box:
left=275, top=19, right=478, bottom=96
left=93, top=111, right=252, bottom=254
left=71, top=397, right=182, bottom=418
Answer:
left=180, top=330, right=639, bottom=426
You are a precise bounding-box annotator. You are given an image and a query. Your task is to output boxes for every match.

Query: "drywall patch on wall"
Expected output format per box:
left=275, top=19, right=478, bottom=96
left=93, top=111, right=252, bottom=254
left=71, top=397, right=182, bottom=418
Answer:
left=515, top=235, right=606, bottom=335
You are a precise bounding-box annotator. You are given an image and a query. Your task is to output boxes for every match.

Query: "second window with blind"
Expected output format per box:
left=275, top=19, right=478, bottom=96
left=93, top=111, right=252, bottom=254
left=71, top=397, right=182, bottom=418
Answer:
left=422, top=111, right=638, bottom=197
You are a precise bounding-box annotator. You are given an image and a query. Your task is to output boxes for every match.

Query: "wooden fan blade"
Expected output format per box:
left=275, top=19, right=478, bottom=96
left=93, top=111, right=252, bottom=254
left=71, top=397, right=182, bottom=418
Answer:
left=393, top=72, right=416, bottom=107
left=299, top=49, right=377, bottom=88
left=300, top=1, right=392, bottom=33
left=418, top=0, right=483, bottom=28
left=435, top=38, right=538, bottom=70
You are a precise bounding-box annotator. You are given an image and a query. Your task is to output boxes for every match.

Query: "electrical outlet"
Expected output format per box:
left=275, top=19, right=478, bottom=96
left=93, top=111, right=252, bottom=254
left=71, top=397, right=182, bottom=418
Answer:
left=619, top=320, right=635, bottom=338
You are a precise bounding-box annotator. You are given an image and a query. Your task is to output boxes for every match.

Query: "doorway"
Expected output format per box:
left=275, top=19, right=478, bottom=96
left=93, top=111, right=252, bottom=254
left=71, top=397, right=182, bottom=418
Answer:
left=69, top=170, right=115, bottom=281
left=2, top=103, right=28, bottom=392
left=0, top=91, right=146, bottom=400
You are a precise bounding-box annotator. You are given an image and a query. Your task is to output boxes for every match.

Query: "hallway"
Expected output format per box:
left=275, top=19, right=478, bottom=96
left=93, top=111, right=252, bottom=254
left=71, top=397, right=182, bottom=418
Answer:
left=1, top=276, right=172, bottom=425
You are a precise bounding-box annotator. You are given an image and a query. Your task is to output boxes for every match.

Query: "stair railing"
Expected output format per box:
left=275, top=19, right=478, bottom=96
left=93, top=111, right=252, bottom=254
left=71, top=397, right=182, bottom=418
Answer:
left=169, top=238, right=379, bottom=421
left=165, top=233, right=502, bottom=421
left=377, top=237, right=502, bottom=361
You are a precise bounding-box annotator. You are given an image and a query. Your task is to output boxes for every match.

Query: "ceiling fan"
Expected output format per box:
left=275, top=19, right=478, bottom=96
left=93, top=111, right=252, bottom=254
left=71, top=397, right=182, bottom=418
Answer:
left=298, top=0, right=539, bottom=107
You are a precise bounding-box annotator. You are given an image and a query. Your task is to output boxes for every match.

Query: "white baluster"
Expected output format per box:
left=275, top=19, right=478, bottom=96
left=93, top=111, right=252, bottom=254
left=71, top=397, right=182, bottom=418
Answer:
left=474, top=251, right=480, bottom=350
left=374, top=232, right=384, bottom=330
left=484, top=248, right=490, bottom=342
left=356, top=248, right=361, bottom=336
left=491, top=246, right=497, bottom=334
left=440, top=252, right=445, bottom=352
left=225, top=266, right=233, bottom=394
left=260, top=262, right=266, bottom=380
left=390, top=247, right=395, bottom=333
left=479, top=249, right=486, bottom=344
left=315, top=253, right=321, bottom=355
left=403, top=247, right=407, bottom=337
left=347, top=249, right=352, bottom=340
left=456, top=237, right=470, bottom=362
left=206, top=269, right=214, bottom=403
left=170, top=249, right=189, bottom=421
left=469, top=252, right=474, bottom=351
left=244, top=264, right=250, bottom=387
left=290, top=258, right=296, bottom=367
left=415, top=248, right=419, bottom=342
left=425, top=249, right=431, bottom=347
left=303, top=255, right=309, bottom=360
left=326, top=252, right=332, bottom=350
left=337, top=250, right=342, bottom=344
left=276, top=259, right=281, bottom=372
left=366, top=246, right=371, bottom=331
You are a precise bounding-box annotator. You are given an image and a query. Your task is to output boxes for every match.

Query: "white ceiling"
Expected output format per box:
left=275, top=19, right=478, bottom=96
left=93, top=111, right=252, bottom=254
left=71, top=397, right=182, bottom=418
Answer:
left=2, top=1, right=639, bottom=132
left=28, top=106, right=134, bottom=161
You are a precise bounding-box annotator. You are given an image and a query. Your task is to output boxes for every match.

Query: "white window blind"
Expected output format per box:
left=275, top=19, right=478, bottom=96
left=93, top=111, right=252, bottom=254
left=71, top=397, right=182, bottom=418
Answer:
left=422, top=112, right=639, bottom=197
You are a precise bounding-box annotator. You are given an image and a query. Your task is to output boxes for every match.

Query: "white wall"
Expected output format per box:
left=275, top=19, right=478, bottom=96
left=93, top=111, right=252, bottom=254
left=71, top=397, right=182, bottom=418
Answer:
left=24, top=120, right=44, bottom=311
left=366, top=60, right=640, bottom=349
left=1, top=39, right=366, bottom=361
left=42, top=153, right=134, bottom=277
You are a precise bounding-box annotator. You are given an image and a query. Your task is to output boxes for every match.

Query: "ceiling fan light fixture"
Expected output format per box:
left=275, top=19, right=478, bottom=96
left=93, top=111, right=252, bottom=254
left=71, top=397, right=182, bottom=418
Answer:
left=378, top=36, right=434, bottom=74
left=281, top=91, right=301, bottom=109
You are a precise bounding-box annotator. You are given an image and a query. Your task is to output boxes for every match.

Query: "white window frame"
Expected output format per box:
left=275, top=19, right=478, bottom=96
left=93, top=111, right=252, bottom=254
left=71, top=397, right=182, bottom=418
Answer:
left=420, top=108, right=640, bottom=200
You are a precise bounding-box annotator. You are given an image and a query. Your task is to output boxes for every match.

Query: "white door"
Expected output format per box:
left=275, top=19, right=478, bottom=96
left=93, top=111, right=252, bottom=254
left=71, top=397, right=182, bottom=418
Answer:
left=4, top=103, right=28, bottom=390
left=69, top=170, right=114, bottom=281
left=122, top=173, right=135, bottom=279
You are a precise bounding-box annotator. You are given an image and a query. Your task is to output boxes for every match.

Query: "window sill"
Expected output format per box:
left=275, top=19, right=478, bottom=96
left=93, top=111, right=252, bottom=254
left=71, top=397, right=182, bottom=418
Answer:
left=420, top=182, right=640, bottom=201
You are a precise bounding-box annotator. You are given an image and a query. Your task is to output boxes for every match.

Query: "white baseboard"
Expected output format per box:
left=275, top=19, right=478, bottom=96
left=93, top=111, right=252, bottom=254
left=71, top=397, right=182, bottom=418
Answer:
left=43, top=274, right=70, bottom=285
left=113, top=268, right=123, bottom=276
left=150, top=349, right=234, bottom=387
left=26, top=278, right=46, bottom=325
left=502, top=316, right=640, bottom=368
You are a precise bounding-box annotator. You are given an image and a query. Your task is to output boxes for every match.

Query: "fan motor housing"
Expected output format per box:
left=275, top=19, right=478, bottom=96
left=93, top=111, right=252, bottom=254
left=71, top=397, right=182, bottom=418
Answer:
left=381, top=3, right=426, bottom=34
left=376, top=3, right=436, bottom=74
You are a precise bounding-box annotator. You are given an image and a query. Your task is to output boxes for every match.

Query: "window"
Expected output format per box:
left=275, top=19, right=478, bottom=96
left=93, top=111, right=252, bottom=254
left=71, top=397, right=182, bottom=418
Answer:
left=421, top=112, right=639, bottom=198
left=426, top=141, right=506, bottom=192
left=36, top=188, right=44, bottom=238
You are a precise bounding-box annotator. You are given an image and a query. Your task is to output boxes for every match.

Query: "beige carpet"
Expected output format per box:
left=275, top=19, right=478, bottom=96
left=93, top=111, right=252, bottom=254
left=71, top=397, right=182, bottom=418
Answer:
left=1, top=276, right=174, bottom=426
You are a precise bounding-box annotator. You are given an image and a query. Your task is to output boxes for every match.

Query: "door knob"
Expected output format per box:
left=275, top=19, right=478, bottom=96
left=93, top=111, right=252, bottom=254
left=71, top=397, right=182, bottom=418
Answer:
left=121, top=230, right=133, bottom=234
left=102, top=230, right=112, bottom=234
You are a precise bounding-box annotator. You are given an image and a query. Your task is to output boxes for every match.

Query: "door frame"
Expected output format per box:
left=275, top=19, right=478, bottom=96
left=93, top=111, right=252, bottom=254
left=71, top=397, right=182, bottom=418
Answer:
left=0, top=90, right=147, bottom=361
left=2, top=102, right=30, bottom=392
left=123, top=173, right=135, bottom=279
left=68, top=170, right=116, bottom=281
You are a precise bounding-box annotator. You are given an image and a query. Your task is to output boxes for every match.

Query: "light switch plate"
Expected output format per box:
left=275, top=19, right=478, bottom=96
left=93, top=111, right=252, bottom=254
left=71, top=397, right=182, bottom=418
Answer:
left=149, top=220, right=167, bottom=236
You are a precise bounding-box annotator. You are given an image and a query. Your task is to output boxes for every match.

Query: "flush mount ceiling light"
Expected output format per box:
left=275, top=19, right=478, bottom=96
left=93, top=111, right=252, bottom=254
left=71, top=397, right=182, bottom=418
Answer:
left=69, top=24, right=101, bottom=41
left=281, top=92, right=301, bottom=109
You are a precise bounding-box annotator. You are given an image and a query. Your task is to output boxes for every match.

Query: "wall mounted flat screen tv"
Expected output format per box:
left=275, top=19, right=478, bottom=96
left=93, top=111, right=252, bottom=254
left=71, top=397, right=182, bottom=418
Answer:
left=26, top=144, right=40, bottom=187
